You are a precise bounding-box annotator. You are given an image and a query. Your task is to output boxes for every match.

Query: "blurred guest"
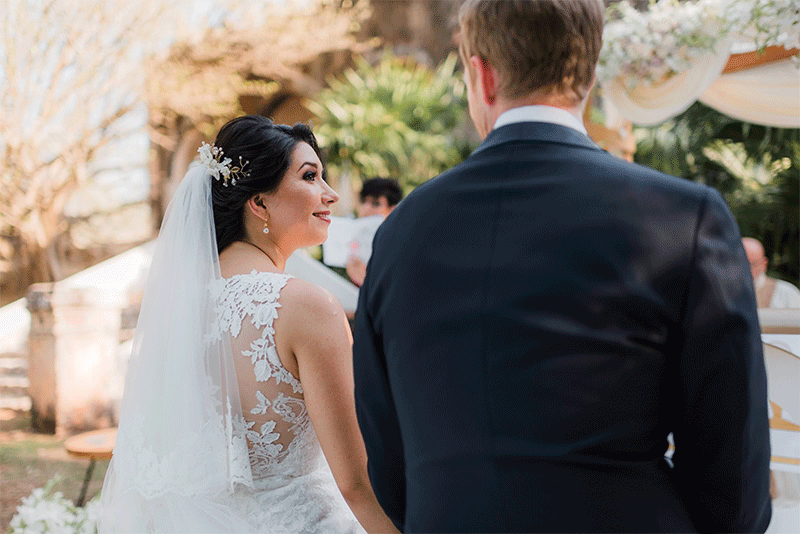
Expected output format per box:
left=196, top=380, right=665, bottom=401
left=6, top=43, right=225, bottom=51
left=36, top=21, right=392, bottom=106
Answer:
left=743, top=237, right=800, bottom=308
left=346, top=178, right=403, bottom=286
left=356, top=177, right=403, bottom=219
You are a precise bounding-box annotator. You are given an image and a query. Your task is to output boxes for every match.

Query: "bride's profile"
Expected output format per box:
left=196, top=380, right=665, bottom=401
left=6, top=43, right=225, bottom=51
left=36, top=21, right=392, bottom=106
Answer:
left=100, top=115, right=399, bottom=533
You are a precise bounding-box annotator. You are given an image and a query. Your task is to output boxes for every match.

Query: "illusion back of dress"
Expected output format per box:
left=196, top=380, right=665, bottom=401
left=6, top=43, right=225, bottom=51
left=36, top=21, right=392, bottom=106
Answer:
left=212, top=270, right=363, bottom=533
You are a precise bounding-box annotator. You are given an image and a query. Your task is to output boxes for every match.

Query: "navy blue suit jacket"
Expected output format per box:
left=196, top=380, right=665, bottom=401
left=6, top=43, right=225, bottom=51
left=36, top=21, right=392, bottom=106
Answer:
left=353, top=122, right=772, bottom=533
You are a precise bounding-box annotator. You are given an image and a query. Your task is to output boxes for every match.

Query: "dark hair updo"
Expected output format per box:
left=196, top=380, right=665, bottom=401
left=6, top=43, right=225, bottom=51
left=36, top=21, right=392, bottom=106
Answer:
left=210, top=115, right=323, bottom=253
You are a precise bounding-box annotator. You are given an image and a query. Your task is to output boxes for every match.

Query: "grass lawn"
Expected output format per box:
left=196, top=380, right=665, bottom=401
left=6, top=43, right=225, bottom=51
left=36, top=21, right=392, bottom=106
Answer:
left=0, top=411, right=109, bottom=533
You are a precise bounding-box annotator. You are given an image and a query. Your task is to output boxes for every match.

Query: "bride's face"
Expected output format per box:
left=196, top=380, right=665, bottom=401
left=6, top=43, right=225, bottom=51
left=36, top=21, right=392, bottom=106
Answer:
left=264, top=141, right=338, bottom=248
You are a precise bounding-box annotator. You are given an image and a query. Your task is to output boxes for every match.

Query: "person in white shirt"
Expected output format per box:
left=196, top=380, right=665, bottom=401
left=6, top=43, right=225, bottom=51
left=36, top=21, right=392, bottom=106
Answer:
left=742, top=237, right=800, bottom=308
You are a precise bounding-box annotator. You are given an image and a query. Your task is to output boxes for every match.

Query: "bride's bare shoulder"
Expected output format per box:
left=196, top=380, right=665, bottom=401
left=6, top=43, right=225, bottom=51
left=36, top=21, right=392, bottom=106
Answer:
left=279, top=278, right=346, bottom=320
left=276, top=278, right=351, bottom=367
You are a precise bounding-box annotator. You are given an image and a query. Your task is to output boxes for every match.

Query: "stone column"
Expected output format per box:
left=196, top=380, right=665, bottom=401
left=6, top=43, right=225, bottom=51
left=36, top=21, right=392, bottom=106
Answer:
left=27, top=283, right=125, bottom=435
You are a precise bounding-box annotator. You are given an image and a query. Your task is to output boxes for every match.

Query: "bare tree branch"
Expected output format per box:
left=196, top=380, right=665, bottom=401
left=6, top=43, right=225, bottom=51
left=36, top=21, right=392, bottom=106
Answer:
left=0, top=0, right=174, bottom=280
left=0, top=0, right=371, bottom=283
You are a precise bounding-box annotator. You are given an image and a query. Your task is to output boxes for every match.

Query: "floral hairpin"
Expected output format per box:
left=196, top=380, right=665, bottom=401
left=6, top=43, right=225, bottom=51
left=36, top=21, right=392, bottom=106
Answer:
left=198, top=142, right=250, bottom=187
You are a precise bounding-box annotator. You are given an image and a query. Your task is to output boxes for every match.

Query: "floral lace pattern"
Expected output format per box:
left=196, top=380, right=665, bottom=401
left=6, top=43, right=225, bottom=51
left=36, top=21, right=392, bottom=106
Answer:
left=212, top=270, right=319, bottom=478
left=211, top=270, right=302, bottom=393
left=210, top=270, right=364, bottom=532
left=108, top=270, right=362, bottom=533
left=114, top=408, right=233, bottom=498
left=112, top=379, right=255, bottom=499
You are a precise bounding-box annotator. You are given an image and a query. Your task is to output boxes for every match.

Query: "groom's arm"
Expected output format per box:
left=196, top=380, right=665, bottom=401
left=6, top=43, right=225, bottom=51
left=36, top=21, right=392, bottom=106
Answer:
left=353, top=258, right=406, bottom=532
left=672, top=188, right=771, bottom=533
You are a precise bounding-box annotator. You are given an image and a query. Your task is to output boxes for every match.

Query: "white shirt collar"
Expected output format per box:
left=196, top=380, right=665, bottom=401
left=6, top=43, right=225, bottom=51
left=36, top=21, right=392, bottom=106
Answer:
left=493, top=105, right=588, bottom=135
left=755, top=273, right=767, bottom=289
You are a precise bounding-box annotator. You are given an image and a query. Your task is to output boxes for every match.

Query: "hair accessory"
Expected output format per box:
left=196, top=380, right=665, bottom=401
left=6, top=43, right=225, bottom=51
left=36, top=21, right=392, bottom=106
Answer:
left=198, top=142, right=250, bottom=187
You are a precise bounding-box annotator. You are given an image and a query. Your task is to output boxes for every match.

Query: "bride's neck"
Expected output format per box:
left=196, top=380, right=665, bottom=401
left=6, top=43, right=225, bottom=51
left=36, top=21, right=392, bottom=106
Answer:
left=224, top=238, right=291, bottom=273
left=250, top=238, right=293, bottom=270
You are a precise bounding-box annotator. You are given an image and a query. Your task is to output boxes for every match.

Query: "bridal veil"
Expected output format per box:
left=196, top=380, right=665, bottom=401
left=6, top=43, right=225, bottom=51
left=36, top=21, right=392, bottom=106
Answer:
left=100, top=164, right=255, bottom=532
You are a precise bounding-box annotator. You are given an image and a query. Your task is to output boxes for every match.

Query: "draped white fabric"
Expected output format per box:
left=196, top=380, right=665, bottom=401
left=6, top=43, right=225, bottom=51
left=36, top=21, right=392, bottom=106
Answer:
left=285, top=248, right=359, bottom=313
left=604, top=39, right=732, bottom=126
left=699, top=59, right=800, bottom=128
left=604, top=41, right=800, bottom=128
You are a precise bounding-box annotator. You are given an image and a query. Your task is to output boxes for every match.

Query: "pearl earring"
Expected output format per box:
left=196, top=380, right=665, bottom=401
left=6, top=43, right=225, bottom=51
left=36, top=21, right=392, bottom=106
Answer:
left=262, top=215, right=269, bottom=234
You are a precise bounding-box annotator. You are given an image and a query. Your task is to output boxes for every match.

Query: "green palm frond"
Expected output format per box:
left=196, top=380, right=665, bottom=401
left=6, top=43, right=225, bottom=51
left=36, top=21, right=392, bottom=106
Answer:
left=308, top=50, right=472, bottom=190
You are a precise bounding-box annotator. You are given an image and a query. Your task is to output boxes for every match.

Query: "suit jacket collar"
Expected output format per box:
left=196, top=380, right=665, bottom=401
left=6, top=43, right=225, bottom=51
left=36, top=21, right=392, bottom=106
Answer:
left=472, top=121, right=602, bottom=157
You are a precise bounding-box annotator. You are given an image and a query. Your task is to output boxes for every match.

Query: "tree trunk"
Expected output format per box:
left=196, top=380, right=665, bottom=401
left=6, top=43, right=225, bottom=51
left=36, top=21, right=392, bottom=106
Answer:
left=149, top=141, right=171, bottom=232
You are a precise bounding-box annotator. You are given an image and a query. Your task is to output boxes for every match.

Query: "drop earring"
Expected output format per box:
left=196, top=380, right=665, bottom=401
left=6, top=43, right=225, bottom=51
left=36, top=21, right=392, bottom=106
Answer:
left=262, top=214, right=269, bottom=234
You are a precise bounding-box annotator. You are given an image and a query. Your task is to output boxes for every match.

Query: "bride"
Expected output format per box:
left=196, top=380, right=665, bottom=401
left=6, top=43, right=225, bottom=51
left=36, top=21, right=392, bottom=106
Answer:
left=100, top=115, right=399, bottom=533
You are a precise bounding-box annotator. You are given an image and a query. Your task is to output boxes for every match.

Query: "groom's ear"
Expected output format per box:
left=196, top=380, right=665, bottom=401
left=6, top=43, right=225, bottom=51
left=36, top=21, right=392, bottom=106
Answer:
left=470, top=55, right=498, bottom=106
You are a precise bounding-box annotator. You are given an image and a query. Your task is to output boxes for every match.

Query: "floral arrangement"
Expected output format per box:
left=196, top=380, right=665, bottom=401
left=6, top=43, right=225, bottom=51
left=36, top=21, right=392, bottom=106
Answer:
left=8, top=479, right=100, bottom=534
left=598, top=0, right=800, bottom=86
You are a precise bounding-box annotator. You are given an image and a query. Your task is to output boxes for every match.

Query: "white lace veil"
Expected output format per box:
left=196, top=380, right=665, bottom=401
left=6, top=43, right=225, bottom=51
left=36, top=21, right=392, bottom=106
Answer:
left=100, top=164, right=254, bottom=533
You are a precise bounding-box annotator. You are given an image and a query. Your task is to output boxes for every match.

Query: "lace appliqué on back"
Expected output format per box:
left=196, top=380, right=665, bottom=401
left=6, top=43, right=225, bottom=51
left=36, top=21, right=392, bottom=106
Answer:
left=212, top=270, right=302, bottom=394
left=115, top=270, right=363, bottom=533
left=212, top=270, right=321, bottom=480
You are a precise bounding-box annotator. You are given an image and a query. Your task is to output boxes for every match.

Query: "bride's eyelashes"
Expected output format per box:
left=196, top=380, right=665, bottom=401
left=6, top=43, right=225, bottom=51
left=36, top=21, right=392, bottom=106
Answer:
left=302, top=169, right=329, bottom=183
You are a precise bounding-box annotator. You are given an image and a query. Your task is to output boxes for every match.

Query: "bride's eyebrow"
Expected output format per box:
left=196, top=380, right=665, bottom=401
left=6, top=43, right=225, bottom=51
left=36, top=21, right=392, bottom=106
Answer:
left=297, top=162, right=318, bottom=172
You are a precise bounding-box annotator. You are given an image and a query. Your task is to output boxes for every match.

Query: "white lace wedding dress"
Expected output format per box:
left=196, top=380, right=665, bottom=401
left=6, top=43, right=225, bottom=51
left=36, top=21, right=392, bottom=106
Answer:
left=101, top=168, right=366, bottom=533
left=210, top=270, right=365, bottom=534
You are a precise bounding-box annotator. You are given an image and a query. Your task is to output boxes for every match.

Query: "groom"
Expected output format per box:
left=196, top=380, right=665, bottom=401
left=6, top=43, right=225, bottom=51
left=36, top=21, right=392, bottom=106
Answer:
left=353, top=0, right=772, bottom=532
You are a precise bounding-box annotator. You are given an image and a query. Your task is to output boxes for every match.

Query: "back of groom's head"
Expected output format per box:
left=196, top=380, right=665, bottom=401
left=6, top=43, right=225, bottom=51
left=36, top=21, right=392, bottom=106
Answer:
left=458, top=0, right=604, bottom=106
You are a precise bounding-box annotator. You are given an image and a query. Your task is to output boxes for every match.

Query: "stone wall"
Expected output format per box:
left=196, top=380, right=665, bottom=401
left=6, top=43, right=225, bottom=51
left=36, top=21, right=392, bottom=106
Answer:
left=27, top=284, right=127, bottom=435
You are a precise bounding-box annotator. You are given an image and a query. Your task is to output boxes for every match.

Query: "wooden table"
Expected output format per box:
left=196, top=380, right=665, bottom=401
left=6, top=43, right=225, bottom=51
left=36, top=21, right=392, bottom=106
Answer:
left=64, top=428, right=116, bottom=506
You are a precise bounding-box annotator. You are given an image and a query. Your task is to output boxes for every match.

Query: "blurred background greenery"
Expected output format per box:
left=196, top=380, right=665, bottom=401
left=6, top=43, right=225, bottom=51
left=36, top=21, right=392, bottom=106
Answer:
left=308, top=51, right=473, bottom=195
left=635, top=102, right=799, bottom=283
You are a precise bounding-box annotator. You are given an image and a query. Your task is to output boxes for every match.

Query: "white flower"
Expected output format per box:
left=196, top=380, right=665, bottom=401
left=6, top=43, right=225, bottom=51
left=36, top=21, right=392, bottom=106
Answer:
left=80, top=500, right=102, bottom=534
left=9, top=481, right=101, bottom=534
left=599, top=0, right=800, bottom=86
left=254, top=358, right=269, bottom=381
left=197, top=142, right=250, bottom=187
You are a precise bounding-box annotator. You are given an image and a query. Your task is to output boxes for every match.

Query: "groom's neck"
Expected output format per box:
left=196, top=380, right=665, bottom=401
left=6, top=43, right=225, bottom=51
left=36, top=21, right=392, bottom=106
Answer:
left=493, top=91, right=588, bottom=127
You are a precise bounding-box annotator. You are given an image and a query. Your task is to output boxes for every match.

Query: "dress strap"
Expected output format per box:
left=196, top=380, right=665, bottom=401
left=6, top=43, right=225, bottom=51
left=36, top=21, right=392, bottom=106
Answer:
left=214, top=270, right=302, bottom=393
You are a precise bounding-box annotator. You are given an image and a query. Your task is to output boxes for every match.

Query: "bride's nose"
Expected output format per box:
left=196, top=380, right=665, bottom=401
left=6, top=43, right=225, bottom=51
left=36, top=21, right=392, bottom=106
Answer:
left=322, top=180, right=339, bottom=204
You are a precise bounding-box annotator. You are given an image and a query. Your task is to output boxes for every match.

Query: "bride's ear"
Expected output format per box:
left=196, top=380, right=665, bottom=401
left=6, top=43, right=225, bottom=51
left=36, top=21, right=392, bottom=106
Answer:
left=246, top=196, right=267, bottom=218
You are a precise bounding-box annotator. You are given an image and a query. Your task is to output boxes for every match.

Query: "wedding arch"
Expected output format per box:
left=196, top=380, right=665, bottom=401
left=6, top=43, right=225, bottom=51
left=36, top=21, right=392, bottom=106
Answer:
left=597, top=0, right=799, bottom=128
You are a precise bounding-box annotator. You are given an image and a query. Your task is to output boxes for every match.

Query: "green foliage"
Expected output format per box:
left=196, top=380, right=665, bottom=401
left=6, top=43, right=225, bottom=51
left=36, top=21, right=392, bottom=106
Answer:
left=308, top=51, right=472, bottom=190
left=730, top=143, right=799, bottom=283
left=634, top=102, right=799, bottom=283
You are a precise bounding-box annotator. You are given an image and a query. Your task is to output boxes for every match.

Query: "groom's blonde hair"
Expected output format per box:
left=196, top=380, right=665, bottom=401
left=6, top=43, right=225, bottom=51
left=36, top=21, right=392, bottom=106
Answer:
left=458, top=0, right=604, bottom=104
